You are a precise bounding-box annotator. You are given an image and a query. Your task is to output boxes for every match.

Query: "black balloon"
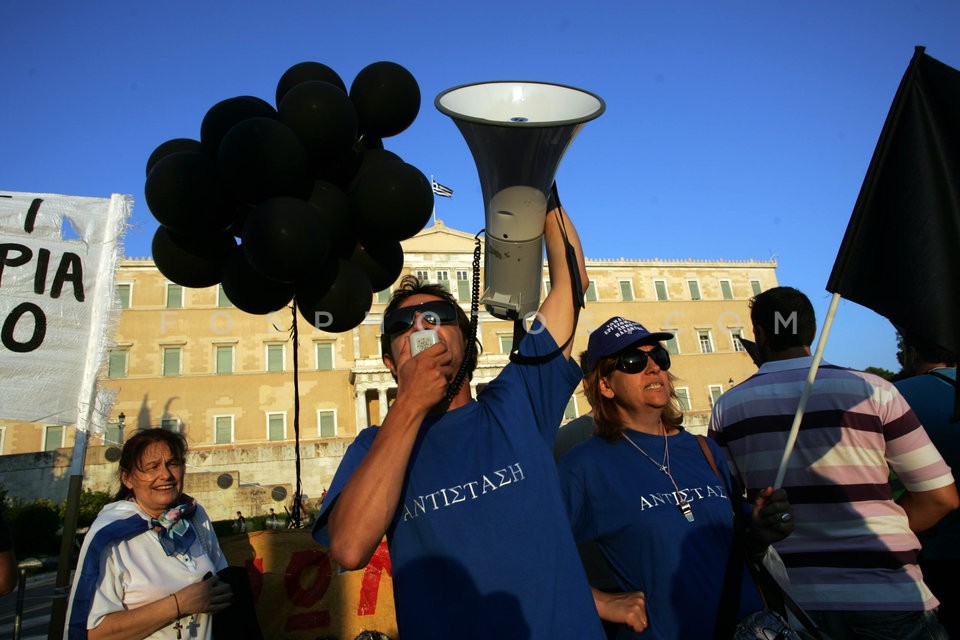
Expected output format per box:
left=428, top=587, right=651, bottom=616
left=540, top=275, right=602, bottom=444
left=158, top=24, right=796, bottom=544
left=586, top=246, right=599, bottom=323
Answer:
left=346, top=147, right=405, bottom=192
left=297, top=259, right=372, bottom=333
left=142, top=59, right=429, bottom=321
left=145, top=151, right=237, bottom=234
left=294, top=258, right=339, bottom=313
left=146, top=138, right=202, bottom=176
left=279, top=80, right=358, bottom=166
left=241, top=196, right=330, bottom=283
left=358, top=147, right=404, bottom=170
left=152, top=226, right=236, bottom=288
left=226, top=204, right=252, bottom=239
left=317, top=139, right=366, bottom=189
left=349, top=238, right=404, bottom=292
left=357, top=134, right=383, bottom=150
left=200, top=96, right=277, bottom=158
left=308, top=180, right=356, bottom=258
left=349, top=61, right=420, bottom=138
left=276, top=61, right=347, bottom=106
left=218, top=117, right=311, bottom=204
left=220, top=247, right=295, bottom=314
left=352, top=161, right=434, bottom=241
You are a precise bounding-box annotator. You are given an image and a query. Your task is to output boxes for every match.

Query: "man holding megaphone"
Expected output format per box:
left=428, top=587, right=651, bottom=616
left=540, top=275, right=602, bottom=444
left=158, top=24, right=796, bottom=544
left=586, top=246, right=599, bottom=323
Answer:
left=312, top=203, right=623, bottom=638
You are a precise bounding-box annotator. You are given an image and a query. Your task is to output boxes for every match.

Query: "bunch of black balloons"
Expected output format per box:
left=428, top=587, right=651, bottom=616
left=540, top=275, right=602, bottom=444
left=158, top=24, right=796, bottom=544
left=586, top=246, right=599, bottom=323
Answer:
left=145, top=61, right=432, bottom=332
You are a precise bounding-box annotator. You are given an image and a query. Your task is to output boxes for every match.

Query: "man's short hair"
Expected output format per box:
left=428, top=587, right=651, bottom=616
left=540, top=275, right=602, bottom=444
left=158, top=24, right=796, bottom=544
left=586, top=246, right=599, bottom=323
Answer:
left=900, top=327, right=958, bottom=367
left=750, top=286, right=816, bottom=351
left=380, top=275, right=480, bottom=377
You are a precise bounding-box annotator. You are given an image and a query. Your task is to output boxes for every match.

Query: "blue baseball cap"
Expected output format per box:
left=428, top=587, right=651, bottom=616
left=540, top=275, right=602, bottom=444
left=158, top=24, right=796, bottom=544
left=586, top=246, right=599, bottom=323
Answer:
left=587, top=317, right=674, bottom=367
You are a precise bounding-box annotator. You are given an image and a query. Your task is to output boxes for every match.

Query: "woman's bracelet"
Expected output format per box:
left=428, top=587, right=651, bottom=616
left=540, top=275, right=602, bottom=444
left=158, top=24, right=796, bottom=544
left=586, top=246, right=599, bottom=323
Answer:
left=171, top=593, right=184, bottom=639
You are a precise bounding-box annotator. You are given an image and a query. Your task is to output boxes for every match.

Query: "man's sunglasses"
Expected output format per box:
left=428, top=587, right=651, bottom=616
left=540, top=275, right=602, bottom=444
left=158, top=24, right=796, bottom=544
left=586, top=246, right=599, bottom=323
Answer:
left=615, top=345, right=671, bottom=374
left=382, top=300, right=460, bottom=336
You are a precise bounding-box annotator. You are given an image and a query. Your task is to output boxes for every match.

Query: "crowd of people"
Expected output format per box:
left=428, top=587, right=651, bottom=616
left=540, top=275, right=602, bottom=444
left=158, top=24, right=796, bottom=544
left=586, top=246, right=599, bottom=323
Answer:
left=56, top=204, right=959, bottom=639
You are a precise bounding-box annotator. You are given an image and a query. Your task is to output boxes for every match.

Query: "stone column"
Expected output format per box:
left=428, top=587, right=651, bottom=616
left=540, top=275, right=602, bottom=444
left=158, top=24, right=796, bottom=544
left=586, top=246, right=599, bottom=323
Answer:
left=378, top=388, right=388, bottom=423
left=355, top=387, right=368, bottom=430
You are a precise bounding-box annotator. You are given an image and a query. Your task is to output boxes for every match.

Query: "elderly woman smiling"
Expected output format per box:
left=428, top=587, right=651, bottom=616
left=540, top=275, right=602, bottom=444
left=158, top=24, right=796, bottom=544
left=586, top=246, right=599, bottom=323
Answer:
left=65, top=428, right=232, bottom=640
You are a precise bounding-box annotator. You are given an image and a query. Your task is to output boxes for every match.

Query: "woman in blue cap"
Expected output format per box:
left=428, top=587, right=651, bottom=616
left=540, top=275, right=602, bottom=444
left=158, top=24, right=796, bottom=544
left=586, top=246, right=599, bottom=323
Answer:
left=558, top=316, right=795, bottom=639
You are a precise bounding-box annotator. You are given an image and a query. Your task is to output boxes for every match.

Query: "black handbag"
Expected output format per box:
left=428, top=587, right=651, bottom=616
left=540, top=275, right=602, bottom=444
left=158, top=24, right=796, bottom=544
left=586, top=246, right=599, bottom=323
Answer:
left=212, top=565, right=265, bottom=640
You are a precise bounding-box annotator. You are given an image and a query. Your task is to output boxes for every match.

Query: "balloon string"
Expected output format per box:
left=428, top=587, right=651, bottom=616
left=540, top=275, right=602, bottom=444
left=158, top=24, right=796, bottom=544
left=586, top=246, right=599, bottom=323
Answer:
left=291, top=298, right=303, bottom=528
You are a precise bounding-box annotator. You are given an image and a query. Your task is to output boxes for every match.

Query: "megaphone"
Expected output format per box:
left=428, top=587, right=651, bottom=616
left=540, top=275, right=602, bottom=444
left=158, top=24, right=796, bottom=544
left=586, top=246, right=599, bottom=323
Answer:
left=435, top=81, right=605, bottom=320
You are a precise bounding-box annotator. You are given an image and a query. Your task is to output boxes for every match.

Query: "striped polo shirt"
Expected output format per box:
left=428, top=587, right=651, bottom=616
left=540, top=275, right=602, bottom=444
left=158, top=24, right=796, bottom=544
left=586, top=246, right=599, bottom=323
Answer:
left=709, top=357, right=953, bottom=612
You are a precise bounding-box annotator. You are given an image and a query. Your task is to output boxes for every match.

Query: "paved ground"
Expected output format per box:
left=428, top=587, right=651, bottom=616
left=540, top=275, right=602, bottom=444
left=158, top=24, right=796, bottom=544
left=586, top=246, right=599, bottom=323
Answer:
left=0, top=571, right=60, bottom=640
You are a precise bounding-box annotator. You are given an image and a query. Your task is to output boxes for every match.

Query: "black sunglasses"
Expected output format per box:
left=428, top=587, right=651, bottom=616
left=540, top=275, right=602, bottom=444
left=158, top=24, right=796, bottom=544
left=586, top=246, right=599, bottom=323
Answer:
left=615, top=345, right=671, bottom=374
left=383, top=300, right=460, bottom=336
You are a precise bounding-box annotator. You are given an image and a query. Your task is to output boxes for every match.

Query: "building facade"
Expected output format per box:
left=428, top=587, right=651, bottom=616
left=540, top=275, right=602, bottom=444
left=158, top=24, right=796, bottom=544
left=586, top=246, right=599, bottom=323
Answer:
left=0, top=221, right=777, bottom=517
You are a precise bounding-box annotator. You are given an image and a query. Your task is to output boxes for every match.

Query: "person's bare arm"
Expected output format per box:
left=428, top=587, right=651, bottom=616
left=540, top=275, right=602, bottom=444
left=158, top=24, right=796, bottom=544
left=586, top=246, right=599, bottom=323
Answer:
left=87, top=576, right=232, bottom=640
left=537, top=205, right=588, bottom=360
left=0, top=549, right=15, bottom=596
left=898, top=482, right=959, bottom=532
left=327, top=341, right=454, bottom=569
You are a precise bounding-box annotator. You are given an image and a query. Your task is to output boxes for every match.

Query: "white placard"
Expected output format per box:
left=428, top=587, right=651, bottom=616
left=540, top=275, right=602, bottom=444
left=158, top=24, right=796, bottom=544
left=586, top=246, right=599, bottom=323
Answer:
left=0, top=190, right=130, bottom=430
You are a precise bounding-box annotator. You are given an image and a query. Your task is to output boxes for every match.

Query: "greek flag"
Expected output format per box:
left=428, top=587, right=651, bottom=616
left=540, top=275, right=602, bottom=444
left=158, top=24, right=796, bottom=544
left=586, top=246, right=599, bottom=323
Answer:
left=431, top=180, right=453, bottom=198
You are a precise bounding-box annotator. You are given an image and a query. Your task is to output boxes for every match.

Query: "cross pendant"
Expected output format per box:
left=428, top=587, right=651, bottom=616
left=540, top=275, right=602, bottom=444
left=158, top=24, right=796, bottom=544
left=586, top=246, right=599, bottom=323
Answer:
left=173, top=619, right=182, bottom=639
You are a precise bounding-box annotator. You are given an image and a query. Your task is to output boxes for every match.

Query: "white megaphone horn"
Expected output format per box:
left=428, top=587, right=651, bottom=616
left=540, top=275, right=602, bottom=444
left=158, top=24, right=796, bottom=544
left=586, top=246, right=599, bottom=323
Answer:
left=435, top=81, right=605, bottom=320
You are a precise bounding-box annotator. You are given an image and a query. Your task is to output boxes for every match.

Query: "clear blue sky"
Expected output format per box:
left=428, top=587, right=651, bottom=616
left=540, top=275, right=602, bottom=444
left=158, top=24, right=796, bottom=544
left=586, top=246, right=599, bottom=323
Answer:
left=3, top=1, right=958, bottom=373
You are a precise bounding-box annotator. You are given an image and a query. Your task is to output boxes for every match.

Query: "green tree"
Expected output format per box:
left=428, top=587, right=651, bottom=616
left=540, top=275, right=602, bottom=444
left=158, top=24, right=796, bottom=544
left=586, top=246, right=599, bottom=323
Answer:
left=864, top=366, right=896, bottom=381
left=75, top=489, right=114, bottom=528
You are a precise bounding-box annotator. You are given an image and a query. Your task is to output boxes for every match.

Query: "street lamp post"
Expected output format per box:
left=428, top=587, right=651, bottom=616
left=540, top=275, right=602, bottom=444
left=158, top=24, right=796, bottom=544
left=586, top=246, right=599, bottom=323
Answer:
left=14, top=557, right=42, bottom=640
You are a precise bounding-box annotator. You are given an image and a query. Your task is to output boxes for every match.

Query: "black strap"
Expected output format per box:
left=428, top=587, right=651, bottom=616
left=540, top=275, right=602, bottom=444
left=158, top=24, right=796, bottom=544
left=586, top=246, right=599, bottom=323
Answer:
left=923, top=369, right=960, bottom=424
left=695, top=436, right=823, bottom=640
left=925, top=369, right=958, bottom=388
left=697, top=435, right=746, bottom=638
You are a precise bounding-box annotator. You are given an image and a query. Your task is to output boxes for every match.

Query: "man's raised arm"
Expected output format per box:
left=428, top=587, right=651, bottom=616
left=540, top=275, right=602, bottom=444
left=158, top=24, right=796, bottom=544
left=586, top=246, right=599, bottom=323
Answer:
left=538, top=205, right=588, bottom=360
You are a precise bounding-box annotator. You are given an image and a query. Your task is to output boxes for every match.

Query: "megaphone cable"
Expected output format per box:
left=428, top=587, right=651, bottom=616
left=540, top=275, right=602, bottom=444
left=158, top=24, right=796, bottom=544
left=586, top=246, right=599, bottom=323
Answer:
left=442, top=231, right=483, bottom=407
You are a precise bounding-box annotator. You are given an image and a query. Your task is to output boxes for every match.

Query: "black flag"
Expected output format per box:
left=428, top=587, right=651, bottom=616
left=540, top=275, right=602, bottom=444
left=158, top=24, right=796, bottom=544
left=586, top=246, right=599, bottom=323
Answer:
left=826, top=46, right=960, bottom=419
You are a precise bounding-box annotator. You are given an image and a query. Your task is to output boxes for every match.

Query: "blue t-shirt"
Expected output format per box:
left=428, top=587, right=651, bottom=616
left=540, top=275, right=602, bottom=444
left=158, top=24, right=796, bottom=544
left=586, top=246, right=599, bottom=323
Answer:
left=559, top=429, right=764, bottom=639
left=896, top=367, right=960, bottom=559
left=315, top=326, right=606, bottom=640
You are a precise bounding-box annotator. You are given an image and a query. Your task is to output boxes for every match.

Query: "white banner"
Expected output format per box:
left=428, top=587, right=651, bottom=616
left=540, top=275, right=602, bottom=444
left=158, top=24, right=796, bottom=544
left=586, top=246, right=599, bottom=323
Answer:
left=0, top=190, right=130, bottom=429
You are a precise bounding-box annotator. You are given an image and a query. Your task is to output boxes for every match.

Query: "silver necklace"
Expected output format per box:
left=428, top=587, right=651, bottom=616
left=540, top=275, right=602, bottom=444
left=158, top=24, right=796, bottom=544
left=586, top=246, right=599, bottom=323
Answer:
left=623, top=426, right=695, bottom=523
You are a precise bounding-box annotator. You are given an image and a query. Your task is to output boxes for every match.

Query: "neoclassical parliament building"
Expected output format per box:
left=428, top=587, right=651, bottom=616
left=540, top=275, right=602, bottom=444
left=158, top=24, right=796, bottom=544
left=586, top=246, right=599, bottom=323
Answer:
left=0, top=221, right=777, bottom=514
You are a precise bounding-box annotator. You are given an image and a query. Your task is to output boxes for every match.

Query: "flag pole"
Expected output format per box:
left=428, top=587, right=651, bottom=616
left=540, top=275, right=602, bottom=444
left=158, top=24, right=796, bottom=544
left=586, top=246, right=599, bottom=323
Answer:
left=774, top=292, right=842, bottom=488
